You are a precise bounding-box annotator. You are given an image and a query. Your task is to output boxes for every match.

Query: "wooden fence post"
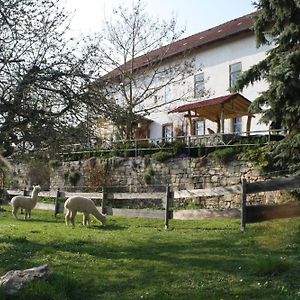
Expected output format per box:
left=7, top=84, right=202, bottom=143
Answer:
left=164, top=185, right=172, bottom=230
left=101, top=187, right=107, bottom=214
left=54, top=188, right=61, bottom=217
left=240, top=177, right=247, bottom=232
left=23, top=187, right=28, bottom=196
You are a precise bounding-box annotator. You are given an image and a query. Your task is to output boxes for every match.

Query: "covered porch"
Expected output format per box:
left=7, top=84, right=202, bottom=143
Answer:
left=169, top=93, right=254, bottom=137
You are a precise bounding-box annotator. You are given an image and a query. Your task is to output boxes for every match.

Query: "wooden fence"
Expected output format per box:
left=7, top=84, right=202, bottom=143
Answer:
left=5, top=175, right=300, bottom=231
left=240, top=176, right=300, bottom=232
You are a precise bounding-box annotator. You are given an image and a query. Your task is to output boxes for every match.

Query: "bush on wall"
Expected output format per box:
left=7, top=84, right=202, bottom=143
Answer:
left=208, top=147, right=238, bottom=164
left=68, top=169, right=81, bottom=186
left=151, top=151, right=173, bottom=162
left=144, top=167, right=155, bottom=185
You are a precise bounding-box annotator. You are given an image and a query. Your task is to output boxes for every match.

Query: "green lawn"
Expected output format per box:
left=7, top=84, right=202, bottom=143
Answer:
left=1, top=205, right=300, bottom=300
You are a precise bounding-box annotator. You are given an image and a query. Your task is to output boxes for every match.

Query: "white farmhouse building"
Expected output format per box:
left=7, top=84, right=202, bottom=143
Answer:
left=103, top=11, right=273, bottom=143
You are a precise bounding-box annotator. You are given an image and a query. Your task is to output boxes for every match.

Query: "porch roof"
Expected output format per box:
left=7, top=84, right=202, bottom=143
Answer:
left=169, top=93, right=253, bottom=122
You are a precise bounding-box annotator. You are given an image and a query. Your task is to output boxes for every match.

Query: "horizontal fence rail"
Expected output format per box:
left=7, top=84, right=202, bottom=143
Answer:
left=174, top=185, right=241, bottom=199
left=4, top=174, right=299, bottom=231
left=240, top=176, right=300, bottom=232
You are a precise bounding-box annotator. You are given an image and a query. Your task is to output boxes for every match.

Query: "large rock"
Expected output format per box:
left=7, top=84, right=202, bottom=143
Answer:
left=0, top=264, right=49, bottom=295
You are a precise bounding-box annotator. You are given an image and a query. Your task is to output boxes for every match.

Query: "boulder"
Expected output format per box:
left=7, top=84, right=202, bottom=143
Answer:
left=0, top=264, right=49, bottom=295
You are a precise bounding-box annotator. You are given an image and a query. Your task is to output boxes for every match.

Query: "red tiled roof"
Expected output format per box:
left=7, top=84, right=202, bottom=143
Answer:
left=170, top=93, right=250, bottom=113
left=169, top=93, right=252, bottom=122
left=106, top=11, right=259, bottom=78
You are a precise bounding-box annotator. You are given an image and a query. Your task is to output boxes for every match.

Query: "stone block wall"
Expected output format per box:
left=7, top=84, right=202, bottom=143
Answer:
left=8, top=156, right=282, bottom=209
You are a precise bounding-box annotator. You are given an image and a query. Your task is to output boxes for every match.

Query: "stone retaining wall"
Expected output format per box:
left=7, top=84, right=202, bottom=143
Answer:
left=48, top=156, right=280, bottom=209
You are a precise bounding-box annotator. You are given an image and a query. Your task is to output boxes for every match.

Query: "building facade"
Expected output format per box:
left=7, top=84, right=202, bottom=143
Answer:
left=103, top=11, right=273, bottom=142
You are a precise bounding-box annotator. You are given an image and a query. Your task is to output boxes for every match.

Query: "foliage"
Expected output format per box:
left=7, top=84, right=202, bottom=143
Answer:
left=68, top=170, right=81, bottom=187
left=1, top=208, right=300, bottom=299
left=233, top=0, right=300, bottom=176
left=239, top=144, right=275, bottom=172
left=0, top=0, right=106, bottom=158
left=49, top=160, right=61, bottom=171
left=143, top=167, right=155, bottom=184
left=208, top=147, right=238, bottom=164
left=272, top=133, right=300, bottom=175
left=94, top=0, right=199, bottom=139
left=151, top=151, right=174, bottom=162
left=110, top=142, right=136, bottom=158
left=27, top=160, right=50, bottom=189
left=170, top=140, right=188, bottom=156
left=136, top=141, right=161, bottom=156
left=234, top=0, right=300, bottom=133
left=82, top=158, right=108, bottom=191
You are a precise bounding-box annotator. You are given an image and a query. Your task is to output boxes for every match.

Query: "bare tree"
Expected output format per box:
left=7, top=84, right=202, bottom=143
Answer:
left=0, top=0, right=105, bottom=157
left=93, top=0, right=202, bottom=139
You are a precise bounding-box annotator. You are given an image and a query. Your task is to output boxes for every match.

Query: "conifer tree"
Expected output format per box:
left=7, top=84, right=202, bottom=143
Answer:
left=234, top=0, right=300, bottom=175
left=234, top=0, right=300, bottom=132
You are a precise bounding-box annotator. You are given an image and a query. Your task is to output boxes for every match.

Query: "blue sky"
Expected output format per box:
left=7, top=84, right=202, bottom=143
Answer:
left=66, top=0, right=256, bottom=38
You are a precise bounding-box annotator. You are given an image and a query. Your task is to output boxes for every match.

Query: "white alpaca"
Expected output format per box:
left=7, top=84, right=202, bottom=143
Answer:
left=10, top=185, right=41, bottom=220
left=64, top=196, right=106, bottom=227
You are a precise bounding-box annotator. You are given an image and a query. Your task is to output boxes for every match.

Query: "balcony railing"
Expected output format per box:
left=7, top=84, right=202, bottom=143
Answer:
left=57, top=129, right=286, bottom=159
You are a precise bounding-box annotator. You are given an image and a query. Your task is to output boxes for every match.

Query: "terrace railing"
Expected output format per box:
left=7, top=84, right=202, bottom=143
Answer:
left=58, top=128, right=286, bottom=158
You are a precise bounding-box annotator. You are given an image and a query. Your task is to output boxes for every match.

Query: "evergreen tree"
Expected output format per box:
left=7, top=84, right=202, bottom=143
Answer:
left=234, top=0, right=300, bottom=133
left=234, top=0, right=300, bottom=175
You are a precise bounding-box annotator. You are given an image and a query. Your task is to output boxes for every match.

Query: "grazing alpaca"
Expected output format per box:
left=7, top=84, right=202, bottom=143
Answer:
left=64, top=196, right=106, bottom=227
left=10, top=185, right=41, bottom=219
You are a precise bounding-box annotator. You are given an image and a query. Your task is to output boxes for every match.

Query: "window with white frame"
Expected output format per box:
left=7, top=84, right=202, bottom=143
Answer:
left=194, top=73, right=204, bottom=98
left=164, top=85, right=173, bottom=103
left=194, top=119, right=205, bottom=136
left=232, top=117, right=242, bottom=133
left=229, top=62, right=242, bottom=89
left=162, top=123, right=173, bottom=142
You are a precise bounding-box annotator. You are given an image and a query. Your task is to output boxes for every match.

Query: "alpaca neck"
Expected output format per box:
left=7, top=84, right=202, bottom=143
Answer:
left=30, top=190, right=39, bottom=203
left=92, top=208, right=105, bottom=223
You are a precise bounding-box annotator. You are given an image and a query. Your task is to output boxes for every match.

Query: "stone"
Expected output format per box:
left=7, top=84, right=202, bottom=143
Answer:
left=0, top=264, right=50, bottom=295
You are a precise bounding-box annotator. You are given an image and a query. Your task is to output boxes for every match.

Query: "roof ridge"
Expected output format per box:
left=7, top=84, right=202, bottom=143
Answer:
left=105, top=10, right=260, bottom=78
left=175, top=10, right=258, bottom=45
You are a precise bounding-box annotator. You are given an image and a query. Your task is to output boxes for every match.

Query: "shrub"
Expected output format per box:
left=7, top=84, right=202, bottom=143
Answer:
left=239, top=143, right=276, bottom=172
left=49, top=159, right=61, bottom=170
left=68, top=170, right=81, bottom=186
left=111, top=142, right=135, bottom=157
left=151, top=151, right=173, bottom=162
left=170, top=140, right=187, bottom=155
left=144, top=167, right=155, bottom=185
left=27, top=160, right=50, bottom=189
left=208, top=147, right=237, bottom=164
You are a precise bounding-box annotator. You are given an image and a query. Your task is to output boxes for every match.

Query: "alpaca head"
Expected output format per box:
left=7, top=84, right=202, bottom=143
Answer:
left=33, top=185, right=41, bottom=193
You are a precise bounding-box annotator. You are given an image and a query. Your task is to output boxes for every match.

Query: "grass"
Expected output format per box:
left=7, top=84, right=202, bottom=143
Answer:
left=1, top=205, right=300, bottom=299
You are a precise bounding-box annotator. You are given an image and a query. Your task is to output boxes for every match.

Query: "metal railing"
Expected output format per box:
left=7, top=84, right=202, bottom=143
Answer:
left=57, top=129, right=286, bottom=158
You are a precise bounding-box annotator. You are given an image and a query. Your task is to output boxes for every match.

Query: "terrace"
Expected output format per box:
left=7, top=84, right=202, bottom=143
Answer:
left=57, top=93, right=286, bottom=160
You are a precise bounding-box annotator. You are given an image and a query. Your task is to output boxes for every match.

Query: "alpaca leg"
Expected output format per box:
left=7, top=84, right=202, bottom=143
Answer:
left=12, top=207, right=19, bottom=219
left=71, top=211, right=77, bottom=227
left=65, top=209, right=71, bottom=225
left=24, top=209, right=30, bottom=220
left=83, top=213, right=90, bottom=226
